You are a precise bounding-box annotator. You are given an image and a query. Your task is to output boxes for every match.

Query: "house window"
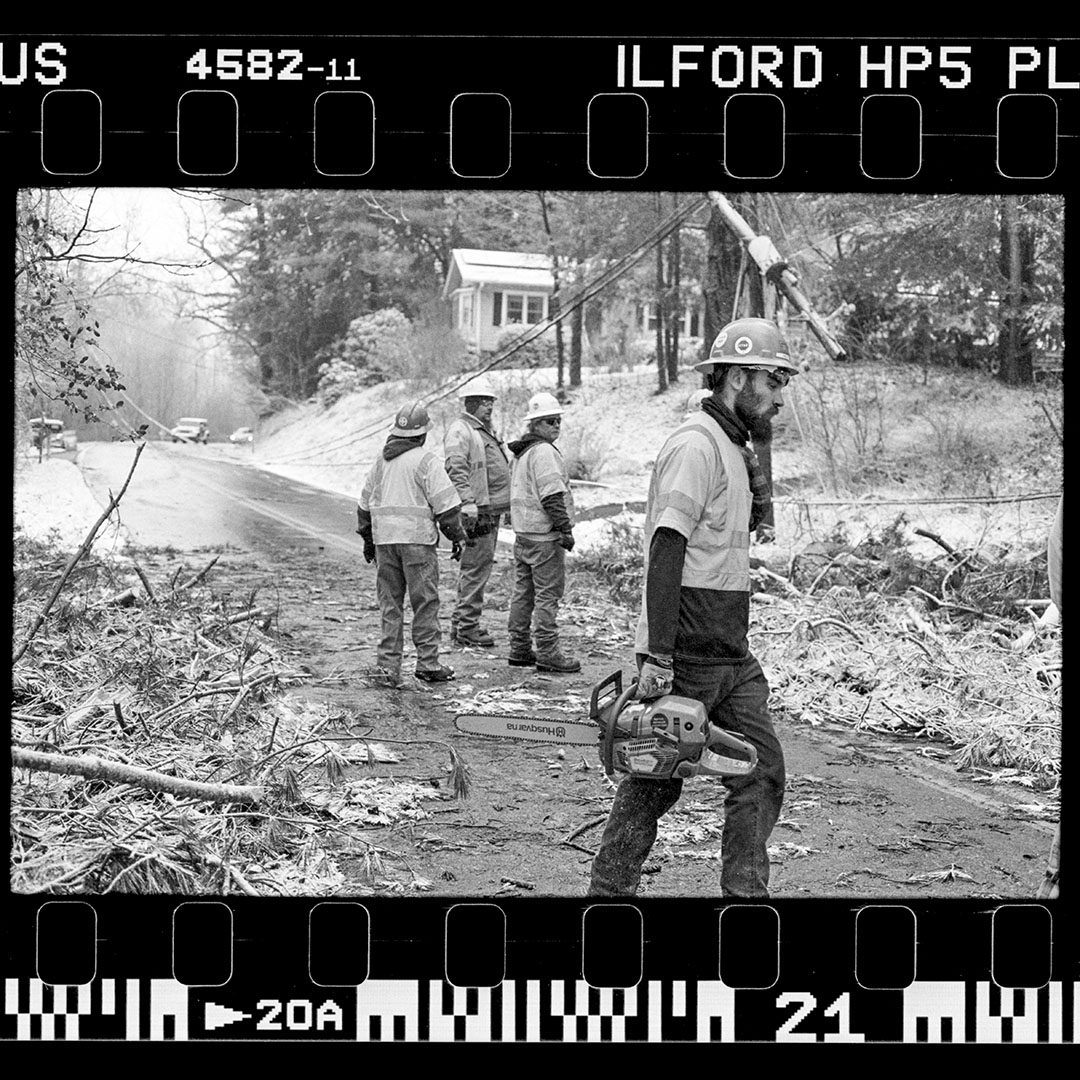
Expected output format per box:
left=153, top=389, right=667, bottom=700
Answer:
left=499, top=291, right=548, bottom=326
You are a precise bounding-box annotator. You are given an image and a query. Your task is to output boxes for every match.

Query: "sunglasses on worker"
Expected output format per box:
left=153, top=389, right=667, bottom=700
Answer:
left=538, top=415, right=562, bottom=426
left=744, top=366, right=791, bottom=389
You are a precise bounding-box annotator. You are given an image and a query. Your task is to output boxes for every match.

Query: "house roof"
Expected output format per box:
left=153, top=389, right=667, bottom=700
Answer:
left=444, top=248, right=555, bottom=297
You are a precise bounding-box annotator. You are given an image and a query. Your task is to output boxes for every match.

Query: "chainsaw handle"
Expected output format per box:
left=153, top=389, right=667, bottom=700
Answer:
left=601, top=679, right=640, bottom=778
left=589, top=669, right=623, bottom=722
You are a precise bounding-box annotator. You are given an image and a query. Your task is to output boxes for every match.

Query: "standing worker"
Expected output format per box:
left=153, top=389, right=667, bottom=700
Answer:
left=588, top=318, right=796, bottom=897
left=356, top=401, right=470, bottom=687
left=506, top=391, right=579, bottom=673
left=443, top=376, right=511, bottom=647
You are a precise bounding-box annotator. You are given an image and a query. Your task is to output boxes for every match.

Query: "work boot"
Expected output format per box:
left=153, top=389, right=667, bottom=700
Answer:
left=414, top=664, right=456, bottom=683
left=535, top=650, right=581, bottom=674
left=507, top=649, right=537, bottom=667
left=454, top=628, right=495, bottom=647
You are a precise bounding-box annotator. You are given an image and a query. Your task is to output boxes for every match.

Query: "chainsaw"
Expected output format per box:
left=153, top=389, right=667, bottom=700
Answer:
left=454, top=669, right=757, bottom=781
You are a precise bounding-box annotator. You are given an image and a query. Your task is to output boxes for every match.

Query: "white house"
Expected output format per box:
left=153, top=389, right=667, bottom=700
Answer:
left=443, top=249, right=556, bottom=353
left=443, top=247, right=704, bottom=356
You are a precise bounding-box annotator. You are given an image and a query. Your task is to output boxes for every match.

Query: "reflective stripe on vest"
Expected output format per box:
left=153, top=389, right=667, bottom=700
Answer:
left=647, top=418, right=751, bottom=591
left=444, top=415, right=490, bottom=507
left=361, top=448, right=455, bottom=545
left=509, top=441, right=573, bottom=539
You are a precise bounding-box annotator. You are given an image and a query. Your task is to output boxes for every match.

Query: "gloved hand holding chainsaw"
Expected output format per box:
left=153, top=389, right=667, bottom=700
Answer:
left=636, top=654, right=674, bottom=700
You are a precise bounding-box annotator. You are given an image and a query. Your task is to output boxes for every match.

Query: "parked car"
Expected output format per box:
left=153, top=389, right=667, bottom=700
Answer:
left=228, top=426, right=254, bottom=444
left=28, top=417, right=77, bottom=452
left=170, top=417, right=210, bottom=444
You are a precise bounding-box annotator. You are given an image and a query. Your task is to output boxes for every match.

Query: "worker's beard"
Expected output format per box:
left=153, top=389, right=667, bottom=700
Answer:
left=734, top=386, right=775, bottom=441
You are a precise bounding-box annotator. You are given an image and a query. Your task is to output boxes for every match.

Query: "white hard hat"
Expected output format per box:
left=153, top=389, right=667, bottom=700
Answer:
left=457, top=374, right=498, bottom=400
left=523, top=391, right=564, bottom=421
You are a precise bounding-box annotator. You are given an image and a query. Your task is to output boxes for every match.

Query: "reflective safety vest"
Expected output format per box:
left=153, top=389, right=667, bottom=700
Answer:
left=509, top=440, right=574, bottom=541
left=359, top=447, right=460, bottom=545
left=634, top=414, right=751, bottom=655
left=444, top=413, right=511, bottom=513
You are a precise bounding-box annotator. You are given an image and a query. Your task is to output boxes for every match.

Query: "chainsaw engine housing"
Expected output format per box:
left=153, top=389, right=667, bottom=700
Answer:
left=590, top=670, right=757, bottom=780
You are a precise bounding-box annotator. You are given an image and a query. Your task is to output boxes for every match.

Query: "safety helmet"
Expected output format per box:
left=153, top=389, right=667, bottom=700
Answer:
left=389, top=401, right=433, bottom=437
left=457, top=374, right=497, bottom=400
left=693, top=318, right=798, bottom=375
left=523, top=391, right=564, bottom=421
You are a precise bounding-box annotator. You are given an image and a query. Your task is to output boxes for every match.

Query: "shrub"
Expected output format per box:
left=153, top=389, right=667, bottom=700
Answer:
left=559, top=425, right=610, bottom=482
left=574, top=518, right=644, bottom=607
left=315, top=308, right=413, bottom=404
left=493, top=329, right=558, bottom=369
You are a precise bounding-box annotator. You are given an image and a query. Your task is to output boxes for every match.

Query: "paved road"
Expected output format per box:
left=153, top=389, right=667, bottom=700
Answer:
left=78, top=440, right=368, bottom=558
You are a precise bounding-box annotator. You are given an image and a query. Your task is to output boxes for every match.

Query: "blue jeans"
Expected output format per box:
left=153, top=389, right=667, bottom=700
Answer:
left=507, top=536, right=566, bottom=656
left=375, top=543, right=441, bottom=673
left=588, top=654, right=785, bottom=897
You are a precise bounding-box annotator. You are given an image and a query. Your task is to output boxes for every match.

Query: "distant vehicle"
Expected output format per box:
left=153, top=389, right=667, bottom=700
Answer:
left=228, top=426, right=254, bottom=444
left=29, top=417, right=77, bottom=452
left=170, top=417, right=210, bottom=444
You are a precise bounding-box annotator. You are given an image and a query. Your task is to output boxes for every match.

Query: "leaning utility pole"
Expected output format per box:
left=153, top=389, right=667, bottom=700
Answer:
left=706, top=192, right=846, bottom=363
left=703, top=192, right=847, bottom=537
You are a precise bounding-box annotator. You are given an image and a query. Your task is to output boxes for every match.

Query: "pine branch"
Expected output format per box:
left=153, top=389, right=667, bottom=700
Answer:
left=12, top=747, right=263, bottom=805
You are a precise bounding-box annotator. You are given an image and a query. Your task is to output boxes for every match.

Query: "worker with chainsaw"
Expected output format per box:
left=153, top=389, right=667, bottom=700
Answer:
left=506, top=391, right=580, bottom=674
left=588, top=317, right=794, bottom=898
left=356, top=401, right=470, bottom=687
left=443, top=376, right=512, bottom=647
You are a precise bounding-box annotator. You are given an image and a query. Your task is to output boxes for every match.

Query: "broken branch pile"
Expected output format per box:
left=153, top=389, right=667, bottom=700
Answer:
left=10, top=537, right=452, bottom=896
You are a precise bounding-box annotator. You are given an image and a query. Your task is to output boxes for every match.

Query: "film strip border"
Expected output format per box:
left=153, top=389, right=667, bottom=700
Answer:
left=4, top=977, right=1078, bottom=1043
left=3, top=899, right=1073, bottom=1043
left=1, top=36, right=1077, bottom=187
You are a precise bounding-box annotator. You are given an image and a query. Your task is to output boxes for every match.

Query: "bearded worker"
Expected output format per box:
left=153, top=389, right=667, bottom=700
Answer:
left=588, top=318, right=796, bottom=898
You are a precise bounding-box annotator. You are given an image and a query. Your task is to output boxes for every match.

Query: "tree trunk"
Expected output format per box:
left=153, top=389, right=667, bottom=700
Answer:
left=537, top=192, right=565, bottom=388
left=703, top=200, right=745, bottom=363
left=668, top=202, right=681, bottom=384
left=654, top=193, right=668, bottom=392
left=570, top=292, right=583, bottom=388
left=997, top=195, right=1034, bottom=385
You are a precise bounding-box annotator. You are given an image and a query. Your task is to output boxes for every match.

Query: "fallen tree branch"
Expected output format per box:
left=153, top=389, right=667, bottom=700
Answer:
left=204, top=852, right=261, bottom=896
left=11, top=746, right=263, bottom=805
left=564, top=815, right=608, bottom=844
left=133, top=562, right=156, bottom=602
left=174, top=556, right=220, bottom=594
left=914, top=527, right=959, bottom=558
left=13, top=443, right=145, bottom=665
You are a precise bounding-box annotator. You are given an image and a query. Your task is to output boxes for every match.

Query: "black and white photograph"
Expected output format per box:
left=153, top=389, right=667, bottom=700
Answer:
left=12, top=186, right=1063, bottom=900
left=4, top=32, right=1074, bottom=1045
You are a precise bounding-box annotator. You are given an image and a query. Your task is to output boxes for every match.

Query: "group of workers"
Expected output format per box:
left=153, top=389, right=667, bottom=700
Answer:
left=355, top=316, right=1062, bottom=901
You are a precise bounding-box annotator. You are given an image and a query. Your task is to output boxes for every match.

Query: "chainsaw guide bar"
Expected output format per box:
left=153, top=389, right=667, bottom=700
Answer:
left=453, top=713, right=603, bottom=746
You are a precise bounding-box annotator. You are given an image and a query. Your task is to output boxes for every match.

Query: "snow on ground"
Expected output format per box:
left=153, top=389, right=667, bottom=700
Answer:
left=13, top=450, right=129, bottom=557
left=13, top=361, right=1059, bottom=568
left=248, top=363, right=1059, bottom=565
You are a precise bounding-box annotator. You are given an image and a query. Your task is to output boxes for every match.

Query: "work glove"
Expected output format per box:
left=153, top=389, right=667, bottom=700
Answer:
left=363, top=539, right=376, bottom=564
left=460, top=502, right=479, bottom=529
left=556, top=531, right=575, bottom=552
left=636, top=656, right=674, bottom=701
